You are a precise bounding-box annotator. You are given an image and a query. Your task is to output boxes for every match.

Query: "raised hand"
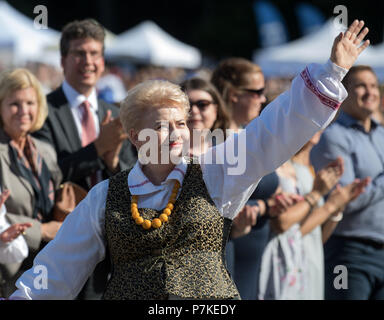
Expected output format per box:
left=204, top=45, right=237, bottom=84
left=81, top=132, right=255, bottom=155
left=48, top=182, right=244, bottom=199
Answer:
left=330, top=19, right=370, bottom=70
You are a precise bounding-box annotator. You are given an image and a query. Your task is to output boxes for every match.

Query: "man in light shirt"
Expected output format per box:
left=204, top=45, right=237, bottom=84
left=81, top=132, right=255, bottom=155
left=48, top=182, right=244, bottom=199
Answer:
left=311, top=65, right=384, bottom=300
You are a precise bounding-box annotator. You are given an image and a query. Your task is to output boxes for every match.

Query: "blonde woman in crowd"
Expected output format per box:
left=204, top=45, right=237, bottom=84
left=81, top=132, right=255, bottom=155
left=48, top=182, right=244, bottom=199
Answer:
left=0, top=69, right=62, bottom=297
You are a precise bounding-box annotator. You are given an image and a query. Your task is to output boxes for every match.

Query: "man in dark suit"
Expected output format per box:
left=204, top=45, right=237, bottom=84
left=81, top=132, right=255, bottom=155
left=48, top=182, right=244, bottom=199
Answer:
left=34, top=19, right=136, bottom=190
left=33, top=19, right=136, bottom=299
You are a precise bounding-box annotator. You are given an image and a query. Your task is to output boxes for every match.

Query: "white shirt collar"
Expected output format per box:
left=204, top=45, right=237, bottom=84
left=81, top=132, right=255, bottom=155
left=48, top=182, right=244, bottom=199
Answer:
left=128, top=158, right=188, bottom=195
left=62, top=80, right=98, bottom=111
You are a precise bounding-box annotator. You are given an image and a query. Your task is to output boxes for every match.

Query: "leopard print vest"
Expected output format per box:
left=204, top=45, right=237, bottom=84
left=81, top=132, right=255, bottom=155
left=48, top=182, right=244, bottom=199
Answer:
left=103, top=162, right=239, bottom=299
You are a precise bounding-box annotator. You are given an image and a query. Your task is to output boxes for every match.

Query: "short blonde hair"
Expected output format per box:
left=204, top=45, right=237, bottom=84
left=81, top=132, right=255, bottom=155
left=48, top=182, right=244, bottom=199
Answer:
left=120, top=79, right=190, bottom=133
left=0, top=68, right=48, bottom=132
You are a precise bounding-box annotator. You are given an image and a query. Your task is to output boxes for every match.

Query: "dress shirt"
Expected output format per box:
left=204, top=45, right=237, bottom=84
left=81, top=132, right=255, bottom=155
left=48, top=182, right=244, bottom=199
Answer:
left=0, top=187, right=28, bottom=264
left=310, top=111, right=384, bottom=243
left=10, top=60, right=348, bottom=299
left=62, top=80, right=102, bottom=185
left=62, top=80, right=100, bottom=140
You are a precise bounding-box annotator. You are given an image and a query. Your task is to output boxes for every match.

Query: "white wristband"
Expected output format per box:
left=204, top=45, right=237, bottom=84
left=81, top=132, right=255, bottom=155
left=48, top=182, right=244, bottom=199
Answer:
left=330, top=212, right=343, bottom=222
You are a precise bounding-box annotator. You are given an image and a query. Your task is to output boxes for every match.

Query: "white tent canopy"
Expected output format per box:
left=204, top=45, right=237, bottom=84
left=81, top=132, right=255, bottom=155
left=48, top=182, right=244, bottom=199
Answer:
left=105, top=20, right=201, bottom=69
left=0, top=1, right=61, bottom=66
left=366, top=43, right=384, bottom=77
left=253, top=19, right=380, bottom=78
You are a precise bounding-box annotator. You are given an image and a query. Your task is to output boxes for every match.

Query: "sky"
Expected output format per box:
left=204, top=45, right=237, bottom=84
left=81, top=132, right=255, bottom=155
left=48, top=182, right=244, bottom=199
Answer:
left=7, top=0, right=384, bottom=60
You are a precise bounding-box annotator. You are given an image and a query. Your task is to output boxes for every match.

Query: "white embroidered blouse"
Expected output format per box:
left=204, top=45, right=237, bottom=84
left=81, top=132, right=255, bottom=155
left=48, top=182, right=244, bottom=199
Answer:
left=10, top=60, right=347, bottom=299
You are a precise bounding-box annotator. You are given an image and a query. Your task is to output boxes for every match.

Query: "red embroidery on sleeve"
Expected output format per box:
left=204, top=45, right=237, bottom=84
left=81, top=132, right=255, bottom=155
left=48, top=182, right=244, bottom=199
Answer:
left=300, top=67, right=341, bottom=110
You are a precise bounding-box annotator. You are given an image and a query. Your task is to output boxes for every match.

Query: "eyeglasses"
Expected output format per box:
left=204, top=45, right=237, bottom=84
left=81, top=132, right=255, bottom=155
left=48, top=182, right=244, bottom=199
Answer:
left=239, top=87, right=265, bottom=96
left=189, top=100, right=214, bottom=110
left=68, top=49, right=103, bottom=61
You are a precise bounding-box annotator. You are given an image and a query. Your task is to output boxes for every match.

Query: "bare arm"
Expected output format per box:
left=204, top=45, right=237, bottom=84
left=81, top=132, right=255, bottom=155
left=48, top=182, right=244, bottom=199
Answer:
left=302, top=178, right=370, bottom=238
left=270, top=190, right=321, bottom=234
left=272, top=158, right=343, bottom=234
left=300, top=201, right=337, bottom=236
left=322, top=215, right=342, bottom=243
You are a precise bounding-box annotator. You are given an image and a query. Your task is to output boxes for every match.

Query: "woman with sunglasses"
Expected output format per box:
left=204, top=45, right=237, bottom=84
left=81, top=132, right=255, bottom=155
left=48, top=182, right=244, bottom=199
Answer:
left=211, top=56, right=294, bottom=299
left=211, top=58, right=266, bottom=131
left=180, top=77, right=264, bottom=277
left=181, top=77, right=283, bottom=279
left=210, top=20, right=370, bottom=299
left=180, top=77, right=231, bottom=157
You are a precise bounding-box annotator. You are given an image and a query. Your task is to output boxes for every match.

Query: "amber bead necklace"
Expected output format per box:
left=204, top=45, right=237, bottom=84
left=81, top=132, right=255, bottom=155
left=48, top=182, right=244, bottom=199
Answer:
left=131, top=180, right=180, bottom=230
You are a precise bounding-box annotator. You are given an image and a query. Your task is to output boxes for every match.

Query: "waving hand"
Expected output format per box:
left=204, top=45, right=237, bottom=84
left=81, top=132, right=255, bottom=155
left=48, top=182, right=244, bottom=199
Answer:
left=330, top=20, right=370, bottom=70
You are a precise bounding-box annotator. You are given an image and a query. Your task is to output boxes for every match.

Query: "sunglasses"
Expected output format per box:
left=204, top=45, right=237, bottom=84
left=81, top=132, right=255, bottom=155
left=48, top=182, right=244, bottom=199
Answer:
left=239, top=87, right=265, bottom=96
left=189, top=100, right=214, bottom=109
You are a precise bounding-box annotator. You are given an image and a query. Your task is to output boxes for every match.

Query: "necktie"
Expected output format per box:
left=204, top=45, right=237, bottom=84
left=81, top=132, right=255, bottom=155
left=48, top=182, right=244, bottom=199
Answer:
left=80, top=101, right=97, bottom=147
left=79, top=101, right=99, bottom=186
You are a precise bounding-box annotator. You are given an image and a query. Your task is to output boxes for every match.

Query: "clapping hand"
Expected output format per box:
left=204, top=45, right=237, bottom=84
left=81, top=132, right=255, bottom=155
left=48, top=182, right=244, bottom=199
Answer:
left=327, top=177, right=371, bottom=213
left=231, top=205, right=259, bottom=238
left=94, top=110, right=128, bottom=172
left=268, top=192, right=304, bottom=218
left=0, top=189, right=32, bottom=243
left=0, top=223, right=32, bottom=243
left=313, top=157, right=344, bottom=196
left=330, top=19, right=370, bottom=70
left=94, top=110, right=128, bottom=157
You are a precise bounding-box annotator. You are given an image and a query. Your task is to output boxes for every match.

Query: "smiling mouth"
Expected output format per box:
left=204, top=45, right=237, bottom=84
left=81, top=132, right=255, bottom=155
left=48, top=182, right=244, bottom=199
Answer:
left=80, top=70, right=95, bottom=77
left=169, top=142, right=183, bottom=147
left=18, top=117, right=31, bottom=123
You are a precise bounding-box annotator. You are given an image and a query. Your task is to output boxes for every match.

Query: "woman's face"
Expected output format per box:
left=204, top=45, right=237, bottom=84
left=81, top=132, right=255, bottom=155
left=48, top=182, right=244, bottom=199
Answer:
left=231, top=72, right=266, bottom=126
left=187, top=89, right=218, bottom=131
left=1, top=87, right=38, bottom=139
left=131, top=105, right=190, bottom=165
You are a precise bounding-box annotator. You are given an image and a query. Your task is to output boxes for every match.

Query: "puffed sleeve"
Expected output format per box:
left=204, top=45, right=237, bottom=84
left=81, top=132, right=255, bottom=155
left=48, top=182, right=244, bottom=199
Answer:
left=9, top=179, right=109, bottom=300
left=201, top=60, right=348, bottom=220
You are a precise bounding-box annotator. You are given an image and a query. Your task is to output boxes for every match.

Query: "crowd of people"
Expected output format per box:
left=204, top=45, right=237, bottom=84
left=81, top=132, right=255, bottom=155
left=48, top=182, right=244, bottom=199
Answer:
left=0, top=17, right=383, bottom=300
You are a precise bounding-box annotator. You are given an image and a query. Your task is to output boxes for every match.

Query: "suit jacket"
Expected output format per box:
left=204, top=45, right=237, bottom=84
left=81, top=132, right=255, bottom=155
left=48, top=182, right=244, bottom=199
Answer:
left=0, top=128, right=62, bottom=297
left=32, top=86, right=137, bottom=191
